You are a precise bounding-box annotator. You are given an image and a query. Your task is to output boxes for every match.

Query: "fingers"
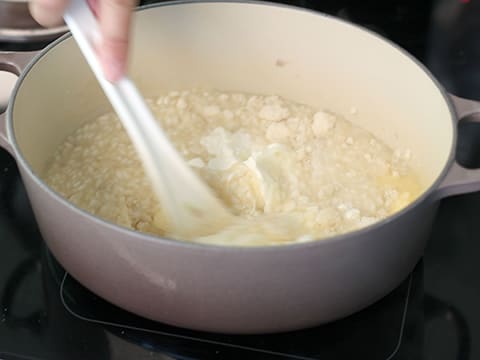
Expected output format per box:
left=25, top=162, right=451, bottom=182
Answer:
left=87, top=0, right=100, bottom=17
left=29, top=0, right=68, bottom=27
left=98, top=0, right=138, bottom=82
left=29, top=0, right=136, bottom=82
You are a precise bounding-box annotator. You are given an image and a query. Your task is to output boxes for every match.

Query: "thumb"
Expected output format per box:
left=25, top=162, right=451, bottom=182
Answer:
left=29, top=0, right=69, bottom=27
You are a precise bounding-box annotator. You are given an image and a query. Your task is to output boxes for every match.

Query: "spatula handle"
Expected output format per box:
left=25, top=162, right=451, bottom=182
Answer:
left=63, top=0, right=182, bottom=220
left=63, top=0, right=229, bottom=234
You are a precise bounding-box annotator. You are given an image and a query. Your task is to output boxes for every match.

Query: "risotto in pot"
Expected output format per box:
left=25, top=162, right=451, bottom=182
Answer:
left=45, top=89, right=422, bottom=246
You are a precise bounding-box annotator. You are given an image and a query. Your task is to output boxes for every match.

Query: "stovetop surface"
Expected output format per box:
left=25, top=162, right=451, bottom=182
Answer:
left=1, top=0, right=480, bottom=359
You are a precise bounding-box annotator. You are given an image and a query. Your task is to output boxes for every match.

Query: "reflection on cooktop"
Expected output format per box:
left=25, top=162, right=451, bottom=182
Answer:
left=55, top=252, right=422, bottom=360
left=42, top=248, right=423, bottom=360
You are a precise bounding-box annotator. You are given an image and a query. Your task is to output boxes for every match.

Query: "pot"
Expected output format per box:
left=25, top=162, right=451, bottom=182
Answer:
left=1, top=1, right=480, bottom=334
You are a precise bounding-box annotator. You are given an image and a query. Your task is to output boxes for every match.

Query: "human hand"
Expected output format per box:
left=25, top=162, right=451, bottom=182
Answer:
left=29, top=0, right=137, bottom=81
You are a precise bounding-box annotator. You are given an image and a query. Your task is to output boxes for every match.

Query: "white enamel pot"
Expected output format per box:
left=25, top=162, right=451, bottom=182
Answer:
left=1, top=1, right=480, bottom=334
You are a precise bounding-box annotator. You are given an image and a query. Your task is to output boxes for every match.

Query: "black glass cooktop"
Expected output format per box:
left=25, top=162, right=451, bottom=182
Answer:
left=2, top=1, right=480, bottom=359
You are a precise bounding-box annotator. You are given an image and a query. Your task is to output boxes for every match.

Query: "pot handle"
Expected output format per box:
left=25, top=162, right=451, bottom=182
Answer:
left=0, top=51, right=37, bottom=75
left=435, top=94, right=480, bottom=200
left=0, top=112, right=10, bottom=155
left=0, top=50, right=40, bottom=155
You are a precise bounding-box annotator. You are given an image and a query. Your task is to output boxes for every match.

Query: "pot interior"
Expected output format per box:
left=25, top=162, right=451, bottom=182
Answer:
left=11, top=2, right=453, bottom=195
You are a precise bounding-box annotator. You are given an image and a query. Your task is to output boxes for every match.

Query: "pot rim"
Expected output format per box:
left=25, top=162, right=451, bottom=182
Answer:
left=0, top=27, right=68, bottom=43
left=6, top=0, right=458, bottom=252
left=0, top=0, right=29, bottom=3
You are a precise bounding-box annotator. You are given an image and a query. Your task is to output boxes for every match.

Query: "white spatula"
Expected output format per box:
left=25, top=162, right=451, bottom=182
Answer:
left=63, top=0, right=232, bottom=238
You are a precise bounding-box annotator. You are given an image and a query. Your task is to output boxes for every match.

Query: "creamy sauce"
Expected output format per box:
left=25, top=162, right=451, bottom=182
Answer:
left=45, top=89, right=422, bottom=246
